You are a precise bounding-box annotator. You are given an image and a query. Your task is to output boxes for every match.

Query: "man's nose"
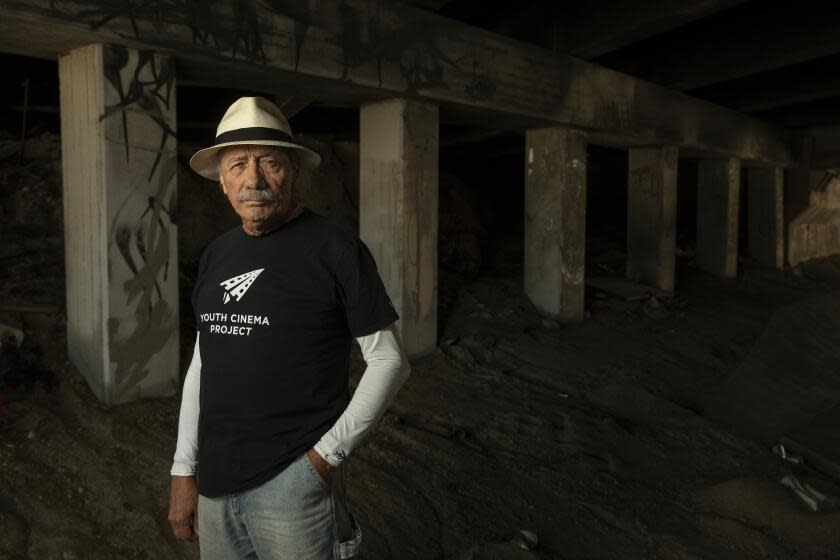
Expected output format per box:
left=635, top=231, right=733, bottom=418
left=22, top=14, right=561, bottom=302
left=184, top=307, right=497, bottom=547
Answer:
left=242, top=159, right=265, bottom=188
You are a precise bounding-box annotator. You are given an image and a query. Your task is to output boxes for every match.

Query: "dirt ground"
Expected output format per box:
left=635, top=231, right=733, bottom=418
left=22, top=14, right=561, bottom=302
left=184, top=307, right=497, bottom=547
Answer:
left=2, top=134, right=840, bottom=559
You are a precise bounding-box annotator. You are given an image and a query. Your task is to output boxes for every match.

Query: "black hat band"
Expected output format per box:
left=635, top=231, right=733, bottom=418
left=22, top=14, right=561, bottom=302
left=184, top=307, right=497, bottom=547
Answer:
left=214, top=127, right=293, bottom=145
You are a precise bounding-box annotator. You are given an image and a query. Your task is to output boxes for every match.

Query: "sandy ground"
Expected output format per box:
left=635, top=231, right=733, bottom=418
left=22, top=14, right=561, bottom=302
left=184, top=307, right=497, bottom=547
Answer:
left=2, top=134, right=840, bottom=559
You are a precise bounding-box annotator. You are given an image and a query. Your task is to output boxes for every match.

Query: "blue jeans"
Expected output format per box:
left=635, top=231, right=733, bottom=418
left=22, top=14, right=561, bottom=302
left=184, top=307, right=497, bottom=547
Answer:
left=198, top=453, right=362, bottom=559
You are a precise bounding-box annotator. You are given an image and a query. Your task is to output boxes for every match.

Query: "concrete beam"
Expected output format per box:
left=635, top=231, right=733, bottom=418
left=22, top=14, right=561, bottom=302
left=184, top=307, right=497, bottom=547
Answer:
left=0, top=0, right=790, bottom=165
left=696, top=158, right=741, bottom=277
left=59, top=44, right=179, bottom=405
left=748, top=168, right=785, bottom=269
left=360, top=99, right=438, bottom=357
left=524, top=127, right=587, bottom=322
left=626, top=147, right=678, bottom=291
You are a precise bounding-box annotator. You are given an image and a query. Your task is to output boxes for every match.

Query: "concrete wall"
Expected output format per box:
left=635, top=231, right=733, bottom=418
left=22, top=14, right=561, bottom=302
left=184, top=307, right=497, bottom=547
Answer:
left=788, top=171, right=840, bottom=267
left=60, top=44, right=179, bottom=405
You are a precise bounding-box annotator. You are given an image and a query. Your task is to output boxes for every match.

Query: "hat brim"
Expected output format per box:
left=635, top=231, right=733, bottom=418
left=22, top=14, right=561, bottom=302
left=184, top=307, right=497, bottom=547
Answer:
left=189, top=140, right=321, bottom=181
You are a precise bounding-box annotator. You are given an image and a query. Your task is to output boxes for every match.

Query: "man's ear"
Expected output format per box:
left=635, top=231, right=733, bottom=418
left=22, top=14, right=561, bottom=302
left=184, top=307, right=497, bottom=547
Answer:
left=219, top=175, right=227, bottom=195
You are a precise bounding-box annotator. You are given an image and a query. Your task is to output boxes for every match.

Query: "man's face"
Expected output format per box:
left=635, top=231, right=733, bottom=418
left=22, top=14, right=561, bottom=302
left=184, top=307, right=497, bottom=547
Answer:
left=218, top=145, right=299, bottom=230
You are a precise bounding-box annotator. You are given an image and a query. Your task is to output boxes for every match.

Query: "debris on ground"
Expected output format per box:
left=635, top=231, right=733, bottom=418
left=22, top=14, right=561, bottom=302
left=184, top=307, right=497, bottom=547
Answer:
left=780, top=474, right=838, bottom=513
left=642, top=296, right=670, bottom=320
left=514, top=529, right=539, bottom=551
left=586, top=276, right=674, bottom=302
left=772, top=443, right=804, bottom=465
left=540, top=318, right=560, bottom=329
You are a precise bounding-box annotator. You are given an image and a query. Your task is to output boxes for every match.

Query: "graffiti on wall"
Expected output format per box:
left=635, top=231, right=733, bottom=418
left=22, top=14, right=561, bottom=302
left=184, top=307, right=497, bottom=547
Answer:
left=45, top=0, right=498, bottom=100
left=102, top=45, right=175, bottom=180
left=56, top=0, right=266, bottom=63
left=100, top=44, right=178, bottom=400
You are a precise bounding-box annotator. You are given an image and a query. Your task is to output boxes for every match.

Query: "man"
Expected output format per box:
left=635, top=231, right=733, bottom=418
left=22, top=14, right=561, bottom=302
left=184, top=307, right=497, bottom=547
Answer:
left=168, top=96, right=411, bottom=559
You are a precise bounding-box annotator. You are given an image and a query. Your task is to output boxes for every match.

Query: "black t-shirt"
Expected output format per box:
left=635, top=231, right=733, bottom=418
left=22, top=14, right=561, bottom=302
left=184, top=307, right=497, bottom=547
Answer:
left=191, top=208, right=398, bottom=497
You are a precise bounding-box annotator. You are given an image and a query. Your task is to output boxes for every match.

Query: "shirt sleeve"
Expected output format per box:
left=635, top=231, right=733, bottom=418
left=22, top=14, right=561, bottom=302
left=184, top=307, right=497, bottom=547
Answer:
left=313, top=321, right=411, bottom=466
left=334, top=239, right=399, bottom=337
left=171, top=332, right=201, bottom=476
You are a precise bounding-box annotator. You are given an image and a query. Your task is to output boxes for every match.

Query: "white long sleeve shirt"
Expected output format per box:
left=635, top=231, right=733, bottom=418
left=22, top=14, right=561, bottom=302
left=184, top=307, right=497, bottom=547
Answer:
left=171, top=321, right=410, bottom=475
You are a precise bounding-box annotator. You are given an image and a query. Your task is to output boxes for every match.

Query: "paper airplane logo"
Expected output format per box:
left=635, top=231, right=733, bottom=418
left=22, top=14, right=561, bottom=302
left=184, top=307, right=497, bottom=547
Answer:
left=219, top=268, right=264, bottom=304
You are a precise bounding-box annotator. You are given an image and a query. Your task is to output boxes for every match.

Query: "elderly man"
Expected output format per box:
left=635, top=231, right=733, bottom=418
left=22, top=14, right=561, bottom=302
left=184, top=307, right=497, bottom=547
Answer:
left=168, top=97, right=411, bottom=559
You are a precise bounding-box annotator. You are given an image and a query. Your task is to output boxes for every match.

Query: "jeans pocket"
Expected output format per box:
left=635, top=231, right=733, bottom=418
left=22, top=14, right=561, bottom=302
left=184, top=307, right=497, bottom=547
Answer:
left=301, top=452, right=330, bottom=491
left=337, top=514, right=363, bottom=559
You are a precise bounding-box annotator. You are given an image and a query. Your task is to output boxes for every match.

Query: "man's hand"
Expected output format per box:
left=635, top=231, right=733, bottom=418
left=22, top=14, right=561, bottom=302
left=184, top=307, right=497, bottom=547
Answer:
left=306, top=448, right=334, bottom=485
left=168, top=475, right=199, bottom=541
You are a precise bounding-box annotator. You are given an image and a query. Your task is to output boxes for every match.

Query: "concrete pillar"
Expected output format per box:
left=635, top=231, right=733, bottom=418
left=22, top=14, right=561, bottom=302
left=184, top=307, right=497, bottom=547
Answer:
left=360, top=99, right=438, bottom=357
left=59, top=44, right=178, bottom=405
left=785, top=134, right=815, bottom=229
left=748, top=167, right=785, bottom=269
left=697, top=158, right=741, bottom=277
left=626, top=146, right=678, bottom=291
left=524, top=128, right=587, bottom=322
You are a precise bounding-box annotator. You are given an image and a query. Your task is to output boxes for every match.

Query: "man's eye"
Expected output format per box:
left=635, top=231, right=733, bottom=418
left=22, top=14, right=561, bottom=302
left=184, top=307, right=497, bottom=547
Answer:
left=231, top=162, right=243, bottom=169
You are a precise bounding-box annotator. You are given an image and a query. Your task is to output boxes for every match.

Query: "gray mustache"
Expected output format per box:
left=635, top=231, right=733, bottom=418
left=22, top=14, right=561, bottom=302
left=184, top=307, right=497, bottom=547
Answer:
left=237, top=189, right=281, bottom=203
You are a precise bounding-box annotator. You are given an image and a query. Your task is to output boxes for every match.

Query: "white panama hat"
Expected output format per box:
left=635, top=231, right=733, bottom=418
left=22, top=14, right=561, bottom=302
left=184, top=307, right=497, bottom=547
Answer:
left=189, top=96, right=321, bottom=181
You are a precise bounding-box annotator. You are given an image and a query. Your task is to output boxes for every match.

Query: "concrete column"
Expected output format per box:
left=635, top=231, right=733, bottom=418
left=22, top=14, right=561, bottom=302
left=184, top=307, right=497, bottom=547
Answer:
left=626, top=146, right=678, bottom=291
left=697, top=158, right=741, bottom=277
left=748, top=167, right=785, bottom=269
left=360, top=99, right=438, bottom=358
left=524, top=128, right=587, bottom=322
left=785, top=134, right=815, bottom=229
left=59, top=44, right=178, bottom=405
